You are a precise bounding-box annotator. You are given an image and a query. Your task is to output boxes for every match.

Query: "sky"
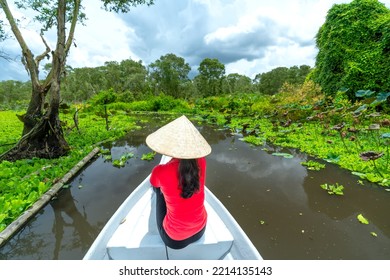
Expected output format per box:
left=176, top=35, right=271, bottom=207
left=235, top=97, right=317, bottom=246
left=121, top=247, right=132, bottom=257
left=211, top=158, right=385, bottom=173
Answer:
left=1, top=0, right=390, bottom=82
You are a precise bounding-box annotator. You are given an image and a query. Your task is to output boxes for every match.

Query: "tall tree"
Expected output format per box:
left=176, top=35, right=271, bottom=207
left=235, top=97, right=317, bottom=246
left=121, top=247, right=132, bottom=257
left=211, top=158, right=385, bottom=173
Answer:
left=223, top=73, right=253, bottom=94
left=0, top=0, right=154, bottom=161
left=196, top=58, right=225, bottom=97
left=148, top=53, right=191, bottom=98
left=254, top=65, right=312, bottom=95
left=313, top=0, right=390, bottom=98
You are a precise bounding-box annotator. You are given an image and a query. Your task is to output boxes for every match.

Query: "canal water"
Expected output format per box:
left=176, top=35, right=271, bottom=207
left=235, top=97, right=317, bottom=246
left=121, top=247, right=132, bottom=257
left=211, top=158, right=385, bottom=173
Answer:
left=0, top=114, right=389, bottom=259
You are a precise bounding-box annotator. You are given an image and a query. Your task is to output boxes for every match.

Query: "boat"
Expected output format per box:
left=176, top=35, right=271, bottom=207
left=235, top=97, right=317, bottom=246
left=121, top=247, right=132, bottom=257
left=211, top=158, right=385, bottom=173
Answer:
left=83, top=155, right=262, bottom=260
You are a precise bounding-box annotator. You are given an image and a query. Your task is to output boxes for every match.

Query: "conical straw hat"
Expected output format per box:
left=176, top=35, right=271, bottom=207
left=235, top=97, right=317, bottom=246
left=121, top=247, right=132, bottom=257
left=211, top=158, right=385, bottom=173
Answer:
left=146, top=115, right=211, bottom=159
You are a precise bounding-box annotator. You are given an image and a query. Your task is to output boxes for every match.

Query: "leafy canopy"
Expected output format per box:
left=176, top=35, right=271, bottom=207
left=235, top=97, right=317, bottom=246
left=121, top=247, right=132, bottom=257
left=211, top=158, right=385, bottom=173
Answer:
left=313, top=0, right=390, bottom=98
left=148, top=53, right=191, bottom=97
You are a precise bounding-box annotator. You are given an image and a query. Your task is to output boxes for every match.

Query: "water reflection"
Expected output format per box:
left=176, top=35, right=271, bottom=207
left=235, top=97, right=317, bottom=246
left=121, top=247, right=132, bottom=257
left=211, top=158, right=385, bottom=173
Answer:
left=0, top=114, right=389, bottom=260
left=51, top=189, right=98, bottom=259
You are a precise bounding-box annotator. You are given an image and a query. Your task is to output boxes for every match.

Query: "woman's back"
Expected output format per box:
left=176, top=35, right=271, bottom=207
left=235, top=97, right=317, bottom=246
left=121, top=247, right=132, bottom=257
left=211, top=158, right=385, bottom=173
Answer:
left=150, top=157, right=207, bottom=241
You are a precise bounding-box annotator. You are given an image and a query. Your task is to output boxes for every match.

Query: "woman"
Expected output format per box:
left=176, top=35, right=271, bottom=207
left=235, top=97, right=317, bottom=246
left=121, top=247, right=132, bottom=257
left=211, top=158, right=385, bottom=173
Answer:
left=146, top=115, right=212, bottom=249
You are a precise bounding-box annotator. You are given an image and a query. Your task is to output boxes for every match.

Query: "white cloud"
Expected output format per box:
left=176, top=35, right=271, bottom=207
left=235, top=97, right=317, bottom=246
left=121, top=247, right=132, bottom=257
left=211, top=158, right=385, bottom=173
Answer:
left=1, top=0, right=390, bottom=81
left=68, top=3, right=140, bottom=68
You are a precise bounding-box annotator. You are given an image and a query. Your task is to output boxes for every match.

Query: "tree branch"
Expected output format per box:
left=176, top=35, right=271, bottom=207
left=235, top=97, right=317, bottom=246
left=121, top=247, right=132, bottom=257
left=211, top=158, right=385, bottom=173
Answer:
left=65, top=0, right=81, bottom=56
left=0, top=0, right=39, bottom=84
left=35, top=34, right=51, bottom=66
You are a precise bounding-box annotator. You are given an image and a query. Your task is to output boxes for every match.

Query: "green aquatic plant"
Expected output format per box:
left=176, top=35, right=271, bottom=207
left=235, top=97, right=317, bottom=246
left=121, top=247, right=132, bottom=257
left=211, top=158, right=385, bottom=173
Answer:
left=241, top=135, right=265, bottom=146
left=320, top=183, right=344, bottom=195
left=272, top=152, right=293, bottom=159
left=141, top=151, right=156, bottom=161
left=357, top=214, right=369, bottom=225
left=112, top=152, right=135, bottom=168
left=301, top=160, right=326, bottom=171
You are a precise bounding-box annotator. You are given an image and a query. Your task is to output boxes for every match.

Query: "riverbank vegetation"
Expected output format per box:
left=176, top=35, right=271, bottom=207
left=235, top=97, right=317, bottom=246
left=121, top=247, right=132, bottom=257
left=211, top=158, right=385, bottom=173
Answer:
left=0, top=109, right=139, bottom=232
left=1, top=0, right=389, bottom=234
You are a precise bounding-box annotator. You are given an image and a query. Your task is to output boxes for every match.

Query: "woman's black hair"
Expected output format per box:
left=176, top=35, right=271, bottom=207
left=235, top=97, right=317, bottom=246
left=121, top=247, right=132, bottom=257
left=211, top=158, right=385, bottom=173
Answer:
left=178, top=159, right=200, bottom=199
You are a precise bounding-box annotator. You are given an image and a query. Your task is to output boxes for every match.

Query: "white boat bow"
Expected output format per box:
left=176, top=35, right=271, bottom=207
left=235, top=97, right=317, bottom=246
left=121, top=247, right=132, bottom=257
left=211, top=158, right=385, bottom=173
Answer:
left=84, top=155, right=262, bottom=260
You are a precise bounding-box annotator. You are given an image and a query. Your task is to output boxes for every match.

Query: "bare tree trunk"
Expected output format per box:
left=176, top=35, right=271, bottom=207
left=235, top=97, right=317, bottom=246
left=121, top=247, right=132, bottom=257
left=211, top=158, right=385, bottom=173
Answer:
left=22, top=85, right=46, bottom=135
left=0, top=0, right=81, bottom=161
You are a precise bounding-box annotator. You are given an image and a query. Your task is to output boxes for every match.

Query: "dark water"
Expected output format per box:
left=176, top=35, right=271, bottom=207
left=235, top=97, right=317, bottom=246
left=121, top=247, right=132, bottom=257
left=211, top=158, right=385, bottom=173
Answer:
left=1, top=114, right=389, bottom=260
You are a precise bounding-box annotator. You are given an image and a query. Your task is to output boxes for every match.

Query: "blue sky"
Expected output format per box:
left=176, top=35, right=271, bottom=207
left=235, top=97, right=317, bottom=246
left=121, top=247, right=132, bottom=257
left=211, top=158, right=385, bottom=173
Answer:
left=1, top=0, right=389, bottom=81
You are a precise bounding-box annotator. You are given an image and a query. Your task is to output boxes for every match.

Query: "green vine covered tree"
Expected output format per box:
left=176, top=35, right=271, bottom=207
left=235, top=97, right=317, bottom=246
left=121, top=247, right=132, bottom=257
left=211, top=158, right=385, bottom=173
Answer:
left=313, top=0, right=390, bottom=99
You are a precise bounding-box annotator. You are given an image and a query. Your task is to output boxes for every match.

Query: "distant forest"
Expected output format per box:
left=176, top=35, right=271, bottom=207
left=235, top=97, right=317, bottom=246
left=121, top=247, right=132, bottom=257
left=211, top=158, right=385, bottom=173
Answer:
left=0, top=57, right=311, bottom=109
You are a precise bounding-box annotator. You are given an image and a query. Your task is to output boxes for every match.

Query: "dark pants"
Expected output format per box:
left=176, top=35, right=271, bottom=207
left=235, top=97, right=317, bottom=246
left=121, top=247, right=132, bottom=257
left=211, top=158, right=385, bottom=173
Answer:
left=154, top=187, right=206, bottom=249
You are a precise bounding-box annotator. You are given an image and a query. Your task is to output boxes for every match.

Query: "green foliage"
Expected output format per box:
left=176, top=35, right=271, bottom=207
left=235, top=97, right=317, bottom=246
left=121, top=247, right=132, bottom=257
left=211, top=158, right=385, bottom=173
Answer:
left=195, top=83, right=389, bottom=187
left=14, top=0, right=87, bottom=32
left=272, top=152, right=294, bottom=159
left=254, top=65, right=312, bottom=95
left=112, top=152, right=134, bottom=168
left=90, top=89, right=117, bottom=105
left=0, top=19, right=5, bottom=41
left=148, top=94, right=190, bottom=112
left=241, top=135, right=265, bottom=146
left=0, top=108, right=139, bottom=232
left=149, top=53, right=191, bottom=98
left=0, top=111, right=24, bottom=154
left=106, top=94, right=191, bottom=113
left=101, top=0, right=154, bottom=13
left=196, top=58, right=226, bottom=97
left=320, top=183, right=345, bottom=195
left=0, top=80, right=31, bottom=110
left=62, top=59, right=149, bottom=103
left=301, top=160, right=326, bottom=171
left=357, top=214, right=369, bottom=224
left=313, top=0, right=390, bottom=98
left=223, top=73, right=254, bottom=94
left=141, top=151, right=156, bottom=161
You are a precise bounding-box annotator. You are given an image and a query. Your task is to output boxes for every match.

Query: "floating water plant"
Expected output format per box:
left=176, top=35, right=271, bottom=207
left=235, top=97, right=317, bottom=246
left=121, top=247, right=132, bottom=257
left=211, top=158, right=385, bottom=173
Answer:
left=357, top=214, right=369, bottom=224
left=320, top=183, right=344, bottom=195
left=272, top=152, right=294, bottom=159
left=112, top=159, right=125, bottom=168
left=241, top=135, right=265, bottom=146
left=112, top=152, right=134, bottom=168
left=103, top=155, right=112, bottom=161
left=141, top=151, right=156, bottom=161
left=301, top=160, right=326, bottom=171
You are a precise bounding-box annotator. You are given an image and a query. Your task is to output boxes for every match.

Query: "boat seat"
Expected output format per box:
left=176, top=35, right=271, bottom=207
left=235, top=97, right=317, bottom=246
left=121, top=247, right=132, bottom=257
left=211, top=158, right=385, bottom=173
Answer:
left=106, top=187, right=234, bottom=260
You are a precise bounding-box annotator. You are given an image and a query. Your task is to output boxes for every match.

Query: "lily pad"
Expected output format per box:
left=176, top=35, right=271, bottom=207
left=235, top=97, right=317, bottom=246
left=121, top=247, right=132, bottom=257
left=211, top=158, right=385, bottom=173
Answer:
left=355, top=89, right=376, bottom=98
left=272, top=152, right=293, bottom=159
left=325, top=154, right=340, bottom=163
left=352, top=171, right=367, bottom=179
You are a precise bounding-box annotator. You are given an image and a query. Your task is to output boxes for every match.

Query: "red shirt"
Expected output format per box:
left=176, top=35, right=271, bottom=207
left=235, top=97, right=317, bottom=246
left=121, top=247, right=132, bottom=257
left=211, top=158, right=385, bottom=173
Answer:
left=150, top=158, right=207, bottom=241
